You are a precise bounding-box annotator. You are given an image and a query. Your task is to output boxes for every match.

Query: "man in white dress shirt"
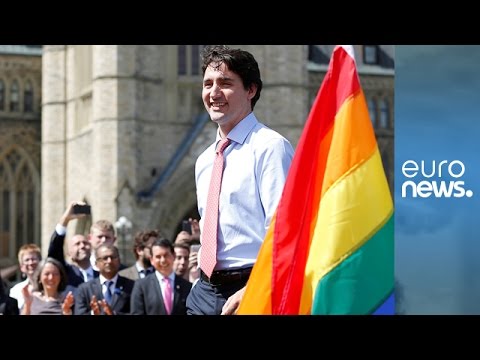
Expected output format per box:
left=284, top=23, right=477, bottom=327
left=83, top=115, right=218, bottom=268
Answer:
left=186, top=45, right=294, bottom=315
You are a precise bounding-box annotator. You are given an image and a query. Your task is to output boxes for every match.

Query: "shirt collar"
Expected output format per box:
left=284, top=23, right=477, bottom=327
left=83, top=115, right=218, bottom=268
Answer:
left=135, top=262, right=147, bottom=273
left=215, top=112, right=258, bottom=146
left=155, top=270, right=175, bottom=283
left=99, top=274, right=118, bottom=286
left=81, top=266, right=94, bottom=275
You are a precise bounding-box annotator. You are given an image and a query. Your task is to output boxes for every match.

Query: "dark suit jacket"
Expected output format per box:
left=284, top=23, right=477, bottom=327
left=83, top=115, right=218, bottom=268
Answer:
left=48, top=231, right=99, bottom=287
left=130, top=273, right=192, bottom=315
left=0, top=281, right=19, bottom=315
left=0, top=296, right=18, bottom=315
left=74, top=276, right=135, bottom=315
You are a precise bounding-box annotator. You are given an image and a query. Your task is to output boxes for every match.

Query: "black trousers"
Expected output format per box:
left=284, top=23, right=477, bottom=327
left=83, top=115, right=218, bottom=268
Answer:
left=186, top=274, right=249, bottom=315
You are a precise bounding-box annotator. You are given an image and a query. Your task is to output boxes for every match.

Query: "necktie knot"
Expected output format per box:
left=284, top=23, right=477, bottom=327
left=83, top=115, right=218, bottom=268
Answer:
left=216, top=138, right=231, bottom=154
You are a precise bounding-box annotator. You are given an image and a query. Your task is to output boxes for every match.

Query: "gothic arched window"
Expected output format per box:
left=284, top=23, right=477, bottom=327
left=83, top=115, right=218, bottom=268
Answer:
left=0, top=148, right=40, bottom=260
left=178, top=45, right=204, bottom=76
left=368, top=97, right=377, bottom=128
left=0, top=80, right=5, bottom=111
left=379, top=98, right=390, bottom=129
left=10, top=80, right=20, bottom=112
left=15, top=163, right=35, bottom=250
left=0, top=162, right=12, bottom=257
left=24, top=80, right=34, bottom=112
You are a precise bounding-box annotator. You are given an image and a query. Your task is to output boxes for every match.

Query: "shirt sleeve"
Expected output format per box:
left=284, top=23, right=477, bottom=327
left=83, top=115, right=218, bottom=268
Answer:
left=257, top=137, right=294, bottom=230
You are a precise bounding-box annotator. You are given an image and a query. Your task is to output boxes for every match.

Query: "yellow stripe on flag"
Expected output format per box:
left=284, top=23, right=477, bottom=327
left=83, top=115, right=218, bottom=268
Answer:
left=299, top=149, right=393, bottom=313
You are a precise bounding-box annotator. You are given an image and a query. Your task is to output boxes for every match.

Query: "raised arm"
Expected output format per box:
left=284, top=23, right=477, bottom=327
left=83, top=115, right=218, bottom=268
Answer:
left=48, top=201, right=87, bottom=265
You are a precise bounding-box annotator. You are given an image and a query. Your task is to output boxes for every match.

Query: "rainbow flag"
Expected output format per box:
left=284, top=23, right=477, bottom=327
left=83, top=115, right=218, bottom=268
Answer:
left=237, top=45, right=394, bottom=315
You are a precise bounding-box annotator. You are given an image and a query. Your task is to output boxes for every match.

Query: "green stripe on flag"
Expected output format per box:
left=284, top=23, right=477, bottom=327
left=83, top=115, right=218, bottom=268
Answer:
left=311, top=215, right=394, bottom=315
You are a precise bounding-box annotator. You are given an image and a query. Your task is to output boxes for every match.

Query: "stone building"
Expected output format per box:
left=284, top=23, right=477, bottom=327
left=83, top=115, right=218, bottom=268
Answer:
left=0, top=45, right=42, bottom=276
left=1, top=45, right=393, bottom=268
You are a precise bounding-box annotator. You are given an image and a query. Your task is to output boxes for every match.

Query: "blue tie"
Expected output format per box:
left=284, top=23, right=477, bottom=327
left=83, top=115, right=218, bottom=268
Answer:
left=141, top=268, right=153, bottom=277
left=104, top=280, right=113, bottom=305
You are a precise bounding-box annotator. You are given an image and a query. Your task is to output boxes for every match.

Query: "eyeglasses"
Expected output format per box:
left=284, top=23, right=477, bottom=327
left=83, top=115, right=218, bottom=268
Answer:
left=96, top=255, right=119, bottom=262
left=22, top=257, right=40, bottom=264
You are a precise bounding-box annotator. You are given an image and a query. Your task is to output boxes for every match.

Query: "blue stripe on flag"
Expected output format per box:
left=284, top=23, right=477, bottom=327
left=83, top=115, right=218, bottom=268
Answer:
left=373, top=292, right=395, bottom=315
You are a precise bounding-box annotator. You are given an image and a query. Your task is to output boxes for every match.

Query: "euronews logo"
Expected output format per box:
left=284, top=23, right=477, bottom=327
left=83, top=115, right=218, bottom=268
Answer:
left=401, top=160, right=473, bottom=198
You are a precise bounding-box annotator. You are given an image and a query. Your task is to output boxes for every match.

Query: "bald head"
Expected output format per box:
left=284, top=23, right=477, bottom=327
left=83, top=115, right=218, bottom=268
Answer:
left=68, top=234, right=91, bottom=266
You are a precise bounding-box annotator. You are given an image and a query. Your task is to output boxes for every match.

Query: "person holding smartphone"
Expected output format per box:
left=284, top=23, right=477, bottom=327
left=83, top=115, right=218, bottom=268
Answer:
left=48, top=201, right=99, bottom=287
left=175, top=218, right=201, bottom=245
left=186, top=46, right=294, bottom=315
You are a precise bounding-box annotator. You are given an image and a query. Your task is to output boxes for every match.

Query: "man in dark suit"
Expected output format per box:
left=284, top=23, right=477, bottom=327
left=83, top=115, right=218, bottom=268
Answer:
left=75, top=244, right=134, bottom=315
left=0, top=280, right=19, bottom=315
left=131, top=238, right=192, bottom=315
left=48, top=201, right=99, bottom=288
left=118, top=229, right=158, bottom=281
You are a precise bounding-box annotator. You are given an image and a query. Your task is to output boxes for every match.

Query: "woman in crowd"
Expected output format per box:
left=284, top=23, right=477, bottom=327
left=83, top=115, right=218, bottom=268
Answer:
left=21, top=257, right=74, bottom=315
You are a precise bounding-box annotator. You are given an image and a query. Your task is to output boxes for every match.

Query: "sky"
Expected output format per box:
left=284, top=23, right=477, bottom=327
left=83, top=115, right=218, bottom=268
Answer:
left=395, top=45, right=480, bottom=314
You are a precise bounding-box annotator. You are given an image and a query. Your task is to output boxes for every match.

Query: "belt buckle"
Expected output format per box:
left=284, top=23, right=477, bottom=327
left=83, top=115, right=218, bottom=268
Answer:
left=209, top=273, right=218, bottom=285
left=203, top=271, right=219, bottom=286
left=202, top=268, right=250, bottom=286
left=211, top=270, right=230, bottom=286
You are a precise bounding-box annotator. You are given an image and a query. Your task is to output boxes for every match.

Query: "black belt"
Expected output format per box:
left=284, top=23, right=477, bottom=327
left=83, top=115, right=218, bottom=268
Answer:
left=200, top=267, right=253, bottom=286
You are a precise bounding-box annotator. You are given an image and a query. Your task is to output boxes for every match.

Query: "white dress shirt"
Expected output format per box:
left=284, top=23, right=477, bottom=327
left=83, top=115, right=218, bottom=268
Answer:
left=195, top=112, right=294, bottom=270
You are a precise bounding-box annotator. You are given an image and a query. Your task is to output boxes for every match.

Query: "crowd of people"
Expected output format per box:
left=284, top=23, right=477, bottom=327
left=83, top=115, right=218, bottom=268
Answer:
left=1, top=45, right=294, bottom=315
left=1, top=201, right=201, bottom=315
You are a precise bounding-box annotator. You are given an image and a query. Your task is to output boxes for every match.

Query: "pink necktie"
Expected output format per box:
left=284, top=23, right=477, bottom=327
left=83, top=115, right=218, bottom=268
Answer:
left=163, top=277, right=173, bottom=315
left=200, top=138, right=231, bottom=278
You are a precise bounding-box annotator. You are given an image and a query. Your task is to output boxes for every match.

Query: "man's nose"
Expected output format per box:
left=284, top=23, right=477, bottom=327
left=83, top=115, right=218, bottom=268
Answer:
left=211, top=83, right=221, bottom=97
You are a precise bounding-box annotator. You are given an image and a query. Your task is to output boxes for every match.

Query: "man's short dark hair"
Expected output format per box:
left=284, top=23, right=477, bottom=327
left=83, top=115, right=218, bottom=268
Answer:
left=202, top=45, right=263, bottom=110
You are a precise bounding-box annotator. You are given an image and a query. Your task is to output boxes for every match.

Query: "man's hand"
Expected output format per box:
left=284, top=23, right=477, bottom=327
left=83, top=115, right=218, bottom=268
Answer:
left=99, top=299, right=113, bottom=315
left=21, top=283, right=33, bottom=307
left=221, top=286, right=246, bottom=315
left=175, top=231, right=192, bottom=245
left=60, top=201, right=87, bottom=227
left=90, top=295, right=101, bottom=315
left=190, top=218, right=200, bottom=242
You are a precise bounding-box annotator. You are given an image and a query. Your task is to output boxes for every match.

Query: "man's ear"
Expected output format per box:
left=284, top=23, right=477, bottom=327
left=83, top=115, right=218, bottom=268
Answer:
left=248, top=84, right=257, bottom=100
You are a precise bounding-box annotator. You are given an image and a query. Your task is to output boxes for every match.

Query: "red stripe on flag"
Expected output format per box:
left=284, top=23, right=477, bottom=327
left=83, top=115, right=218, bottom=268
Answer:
left=272, top=46, right=360, bottom=314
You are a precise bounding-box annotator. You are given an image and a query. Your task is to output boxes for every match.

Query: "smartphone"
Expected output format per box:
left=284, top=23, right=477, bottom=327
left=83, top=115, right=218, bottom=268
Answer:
left=72, top=204, right=91, bottom=215
left=190, top=244, right=200, bottom=253
left=182, top=220, right=192, bottom=234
